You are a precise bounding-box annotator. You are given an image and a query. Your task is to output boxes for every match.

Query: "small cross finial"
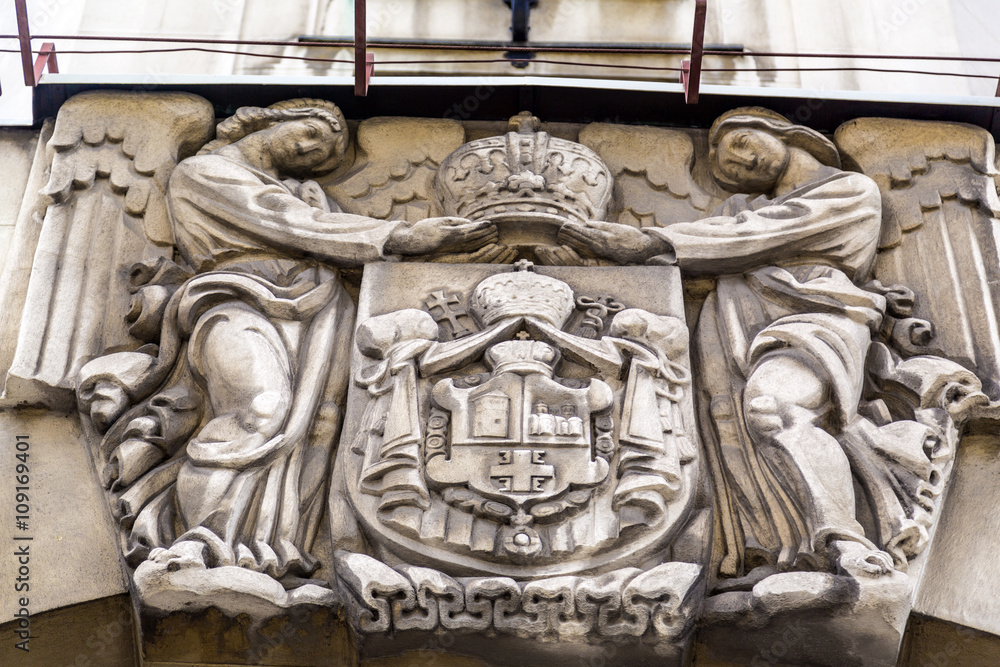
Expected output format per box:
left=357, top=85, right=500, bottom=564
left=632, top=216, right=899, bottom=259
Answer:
left=513, top=259, right=535, bottom=272
left=508, top=111, right=541, bottom=134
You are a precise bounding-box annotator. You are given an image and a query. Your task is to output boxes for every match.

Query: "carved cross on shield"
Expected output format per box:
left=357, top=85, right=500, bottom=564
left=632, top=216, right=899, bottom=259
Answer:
left=427, top=348, right=613, bottom=509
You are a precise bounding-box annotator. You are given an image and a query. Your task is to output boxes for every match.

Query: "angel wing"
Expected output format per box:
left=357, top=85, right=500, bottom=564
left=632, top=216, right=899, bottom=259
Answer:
left=836, top=118, right=1000, bottom=398
left=324, top=117, right=466, bottom=222
left=579, top=123, right=724, bottom=227
left=0, top=91, right=214, bottom=408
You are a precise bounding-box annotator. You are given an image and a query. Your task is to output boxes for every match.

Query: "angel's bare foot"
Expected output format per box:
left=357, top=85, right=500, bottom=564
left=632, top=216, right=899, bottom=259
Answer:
left=149, top=540, right=207, bottom=572
left=831, top=540, right=894, bottom=577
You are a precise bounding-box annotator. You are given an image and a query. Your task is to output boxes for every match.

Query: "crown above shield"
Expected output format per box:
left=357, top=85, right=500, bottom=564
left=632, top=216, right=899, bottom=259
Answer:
left=435, top=113, right=613, bottom=251
left=484, top=340, right=560, bottom=377
left=470, top=266, right=575, bottom=329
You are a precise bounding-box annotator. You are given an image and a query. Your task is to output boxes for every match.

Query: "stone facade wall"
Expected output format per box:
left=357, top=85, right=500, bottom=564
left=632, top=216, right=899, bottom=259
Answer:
left=0, top=89, right=998, bottom=665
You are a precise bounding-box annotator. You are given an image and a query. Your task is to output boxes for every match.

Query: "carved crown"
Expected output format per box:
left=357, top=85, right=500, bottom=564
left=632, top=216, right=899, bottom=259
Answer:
left=485, top=340, right=559, bottom=376
left=435, top=113, right=613, bottom=233
left=470, top=266, right=575, bottom=328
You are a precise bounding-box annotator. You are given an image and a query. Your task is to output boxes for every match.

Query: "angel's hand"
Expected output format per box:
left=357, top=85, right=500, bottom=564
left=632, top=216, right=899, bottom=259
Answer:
left=717, top=193, right=757, bottom=217
left=558, top=220, right=671, bottom=266
left=297, top=180, right=331, bottom=212
left=535, top=244, right=617, bottom=267
left=386, top=217, right=499, bottom=256
left=421, top=243, right=518, bottom=265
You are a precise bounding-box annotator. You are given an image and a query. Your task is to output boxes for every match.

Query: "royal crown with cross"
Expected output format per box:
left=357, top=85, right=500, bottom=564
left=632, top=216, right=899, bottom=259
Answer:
left=435, top=112, right=614, bottom=251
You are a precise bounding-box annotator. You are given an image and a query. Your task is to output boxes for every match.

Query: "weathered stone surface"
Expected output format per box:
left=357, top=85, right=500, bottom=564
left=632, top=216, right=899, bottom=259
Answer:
left=0, top=129, right=41, bottom=280
left=699, top=570, right=912, bottom=666
left=0, top=594, right=136, bottom=667
left=900, top=614, right=1000, bottom=667
left=0, top=412, right=128, bottom=618
left=0, top=119, right=54, bottom=408
left=3, top=91, right=216, bottom=409
left=836, top=117, right=1000, bottom=399
left=333, top=261, right=705, bottom=663
left=140, top=605, right=357, bottom=667
left=2, top=92, right=999, bottom=664
left=913, top=433, right=1000, bottom=636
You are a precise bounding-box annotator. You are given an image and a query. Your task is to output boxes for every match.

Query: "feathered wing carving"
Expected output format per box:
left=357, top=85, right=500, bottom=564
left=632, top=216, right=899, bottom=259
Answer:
left=2, top=91, right=215, bottom=408
left=325, top=116, right=466, bottom=222
left=579, top=123, right=722, bottom=227
left=836, top=118, right=1000, bottom=398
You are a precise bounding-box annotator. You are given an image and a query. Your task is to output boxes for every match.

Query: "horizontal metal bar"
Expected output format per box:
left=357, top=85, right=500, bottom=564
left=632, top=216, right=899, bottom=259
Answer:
left=31, top=76, right=1000, bottom=142
left=298, top=36, right=746, bottom=54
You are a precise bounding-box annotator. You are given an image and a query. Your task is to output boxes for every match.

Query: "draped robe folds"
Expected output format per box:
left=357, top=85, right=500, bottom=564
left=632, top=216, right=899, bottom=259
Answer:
left=648, top=171, right=887, bottom=576
left=106, top=153, right=405, bottom=577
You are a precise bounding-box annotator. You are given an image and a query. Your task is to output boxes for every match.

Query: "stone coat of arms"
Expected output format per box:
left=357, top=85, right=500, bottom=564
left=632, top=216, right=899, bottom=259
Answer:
left=9, top=91, right=989, bottom=664
left=339, top=262, right=700, bottom=582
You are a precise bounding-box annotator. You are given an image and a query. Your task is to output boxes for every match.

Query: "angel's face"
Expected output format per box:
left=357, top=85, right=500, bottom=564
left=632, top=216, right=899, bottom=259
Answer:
left=266, top=119, right=339, bottom=176
left=714, top=128, right=789, bottom=192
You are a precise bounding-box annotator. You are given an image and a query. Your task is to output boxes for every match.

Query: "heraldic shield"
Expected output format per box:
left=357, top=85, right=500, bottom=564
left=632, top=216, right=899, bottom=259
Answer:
left=332, top=262, right=704, bottom=579
left=428, top=342, right=614, bottom=501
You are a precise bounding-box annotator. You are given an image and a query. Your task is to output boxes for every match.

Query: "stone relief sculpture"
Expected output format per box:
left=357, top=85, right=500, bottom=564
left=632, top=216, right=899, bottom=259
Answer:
left=1, top=92, right=215, bottom=408
left=578, top=121, right=719, bottom=228
left=557, top=107, right=988, bottom=580
left=836, top=117, right=1000, bottom=398
left=435, top=111, right=615, bottom=261
left=328, top=115, right=709, bottom=657
left=332, top=263, right=704, bottom=653
left=75, top=98, right=497, bottom=614
left=22, top=92, right=991, bottom=664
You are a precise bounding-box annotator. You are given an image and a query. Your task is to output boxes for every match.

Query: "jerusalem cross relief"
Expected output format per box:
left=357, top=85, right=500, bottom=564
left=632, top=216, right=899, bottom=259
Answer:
left=9, top=90, right=986, bottom=665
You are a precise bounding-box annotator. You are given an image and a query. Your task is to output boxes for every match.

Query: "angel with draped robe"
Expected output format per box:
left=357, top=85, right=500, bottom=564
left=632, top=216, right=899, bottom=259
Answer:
left=77, top=99, right=497, bottom=586
left=553, top=106, right=984, bottom=581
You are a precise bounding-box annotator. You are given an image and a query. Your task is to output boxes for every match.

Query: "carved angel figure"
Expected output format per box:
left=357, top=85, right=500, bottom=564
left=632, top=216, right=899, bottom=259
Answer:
left=558, top=107, right=984, bottom=580
left=76, top=99, right=496, bottom=588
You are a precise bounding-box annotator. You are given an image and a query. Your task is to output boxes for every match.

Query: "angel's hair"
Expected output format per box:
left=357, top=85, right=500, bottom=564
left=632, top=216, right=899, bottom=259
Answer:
left=708, top=106, right=841, bottom=192
left=197, top=99, right=348, bottom=175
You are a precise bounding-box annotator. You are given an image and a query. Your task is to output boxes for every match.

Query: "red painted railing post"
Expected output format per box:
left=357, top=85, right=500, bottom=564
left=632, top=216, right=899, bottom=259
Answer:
left=355, top=0, right=370, bottom=96
left=15, top=0, right=35, bottom=86
left=682, top=0, right=707, bottom=104
left=34, top=42, right=59, bottom=83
